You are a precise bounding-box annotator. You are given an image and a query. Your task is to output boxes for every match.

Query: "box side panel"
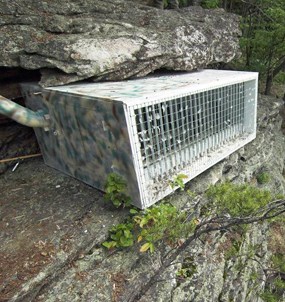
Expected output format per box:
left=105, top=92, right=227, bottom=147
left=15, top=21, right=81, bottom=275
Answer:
left=21, top=84, right=142, bottom=207
left=21, top=84, right=62, bottom=170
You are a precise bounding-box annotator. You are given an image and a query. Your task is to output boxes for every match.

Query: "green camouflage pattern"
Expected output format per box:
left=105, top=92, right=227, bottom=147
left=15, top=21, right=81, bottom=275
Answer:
left=21, top=84, right=142, bottom=207
left=0, top=95, right=49, bottom=128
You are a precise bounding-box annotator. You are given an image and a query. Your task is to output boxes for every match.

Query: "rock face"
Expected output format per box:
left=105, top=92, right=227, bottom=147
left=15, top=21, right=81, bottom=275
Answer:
left=1, top=95, right=284, bottom=302
left=0, top=0, right=241, bottom=86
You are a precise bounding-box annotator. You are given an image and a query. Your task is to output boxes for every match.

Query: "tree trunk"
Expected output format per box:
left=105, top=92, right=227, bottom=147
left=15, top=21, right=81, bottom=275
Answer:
left=265, top=71, right=273, bottom=95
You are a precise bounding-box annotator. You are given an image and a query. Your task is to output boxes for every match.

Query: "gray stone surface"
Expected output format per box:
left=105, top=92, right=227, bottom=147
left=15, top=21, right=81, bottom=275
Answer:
left=0, top=0, right=241, bottom=86
left=0, top=95, right=284, bottom=302
left=0, top=161, right=129, bottom=301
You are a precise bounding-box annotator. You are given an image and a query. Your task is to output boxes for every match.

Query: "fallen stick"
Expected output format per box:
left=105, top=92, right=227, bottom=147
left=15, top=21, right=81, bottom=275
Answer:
left=0, top=153, right=42, bottom=163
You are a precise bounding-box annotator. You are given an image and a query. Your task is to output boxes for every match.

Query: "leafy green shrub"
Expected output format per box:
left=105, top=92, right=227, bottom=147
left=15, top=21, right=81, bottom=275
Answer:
left=201, top=0, right=219, bottom=8
left=103, top=181, right=279, bottom=254
left=134, top=203, right=196, bottom=252
left=104, top=173, right=132, bottom=208
left=256, top=172, right=271, bottom=185
left=206, top=182, right=273, bottom=216
left=102, top=222, right=134, bottom=249
left=103, top=203, right=197, bottom=253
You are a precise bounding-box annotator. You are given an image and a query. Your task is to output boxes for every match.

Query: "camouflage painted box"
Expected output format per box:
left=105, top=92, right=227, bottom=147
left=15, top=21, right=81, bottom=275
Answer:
left=22, top=70, right=258, bottom=209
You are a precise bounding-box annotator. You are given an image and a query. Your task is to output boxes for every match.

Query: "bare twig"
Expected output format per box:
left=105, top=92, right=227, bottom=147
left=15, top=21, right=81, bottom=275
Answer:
left=0, top=153, right=42, bottom=163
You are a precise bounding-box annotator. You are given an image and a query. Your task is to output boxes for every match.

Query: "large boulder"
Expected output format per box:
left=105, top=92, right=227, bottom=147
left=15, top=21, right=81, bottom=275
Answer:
left=0, top=0, right=241, bottom=86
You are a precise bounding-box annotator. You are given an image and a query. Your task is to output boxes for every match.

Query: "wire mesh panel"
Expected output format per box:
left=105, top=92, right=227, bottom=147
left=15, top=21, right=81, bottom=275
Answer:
left=134, top=82, right=246, bottom=180
left=127, top=75, right=257, bottom=207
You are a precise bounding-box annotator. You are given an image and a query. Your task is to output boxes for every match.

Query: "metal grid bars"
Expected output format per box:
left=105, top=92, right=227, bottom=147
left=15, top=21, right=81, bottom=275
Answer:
left=134, top=82, right=246, bottom=180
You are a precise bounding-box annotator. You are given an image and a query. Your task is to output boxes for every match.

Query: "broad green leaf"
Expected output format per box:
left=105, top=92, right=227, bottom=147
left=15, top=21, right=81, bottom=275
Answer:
left=140, top=242, right=151, bottom=253
left=130, top=209, right=138, bottom=214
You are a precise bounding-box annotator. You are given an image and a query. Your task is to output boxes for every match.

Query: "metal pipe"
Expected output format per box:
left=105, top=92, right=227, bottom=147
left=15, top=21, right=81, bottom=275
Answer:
left=0, top=95, right=49, bottom=128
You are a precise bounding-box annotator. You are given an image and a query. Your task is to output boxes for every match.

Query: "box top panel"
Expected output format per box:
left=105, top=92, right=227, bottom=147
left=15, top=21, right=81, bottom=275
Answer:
left=46, top=70, right=258, bottom=106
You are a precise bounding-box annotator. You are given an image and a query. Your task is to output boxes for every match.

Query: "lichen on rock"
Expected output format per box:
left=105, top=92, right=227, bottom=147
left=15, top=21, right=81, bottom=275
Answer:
left=0, top=0, right=241, bottom=86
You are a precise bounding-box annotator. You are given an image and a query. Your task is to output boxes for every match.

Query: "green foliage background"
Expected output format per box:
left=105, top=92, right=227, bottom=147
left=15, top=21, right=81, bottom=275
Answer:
left=201, top=0, right=285, bottom=95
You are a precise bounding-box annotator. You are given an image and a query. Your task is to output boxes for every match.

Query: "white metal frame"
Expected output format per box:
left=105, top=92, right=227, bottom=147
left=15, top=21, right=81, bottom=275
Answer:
left=48, top=70, right=258, bottom=208
left=125, top=73, right=258, bottom=208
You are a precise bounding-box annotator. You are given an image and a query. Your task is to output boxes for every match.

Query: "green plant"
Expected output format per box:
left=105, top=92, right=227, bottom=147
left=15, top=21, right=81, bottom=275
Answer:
left=249, top=272, right=259, bottom=282
left=102, top=222, right=134, bottom=249
left=170, top=173, right=188, bottom=190
left=260, top=276, right=285, bottom=302
left=256, top=172, right=271, bottom=185
left=104, top=173, right=132, bottom=208
left=176, top=268, right=190, bottom=279
left=272, top=254, right=285, bottom=275
left=176, top=265, right=197, bottom=279
left=103, top=203, right=197, bottom=253
left=206, top=182, right=274, bottom=217
left=103, top=181, right=282, bottom=256
left=259, top=253, right=285, bottom=302
left=260, top=291, right=279, bottom=302
left=134, top=203, right=196, bottom=252
left=201, top=0, right=219, bottom=8
left=224, top=236, right=244, bottom=260
left=186, top=189, right=196, bottom=198
left=275, top=71, right=285, bottom=84
left=176, top=256, right=197, bottom=280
